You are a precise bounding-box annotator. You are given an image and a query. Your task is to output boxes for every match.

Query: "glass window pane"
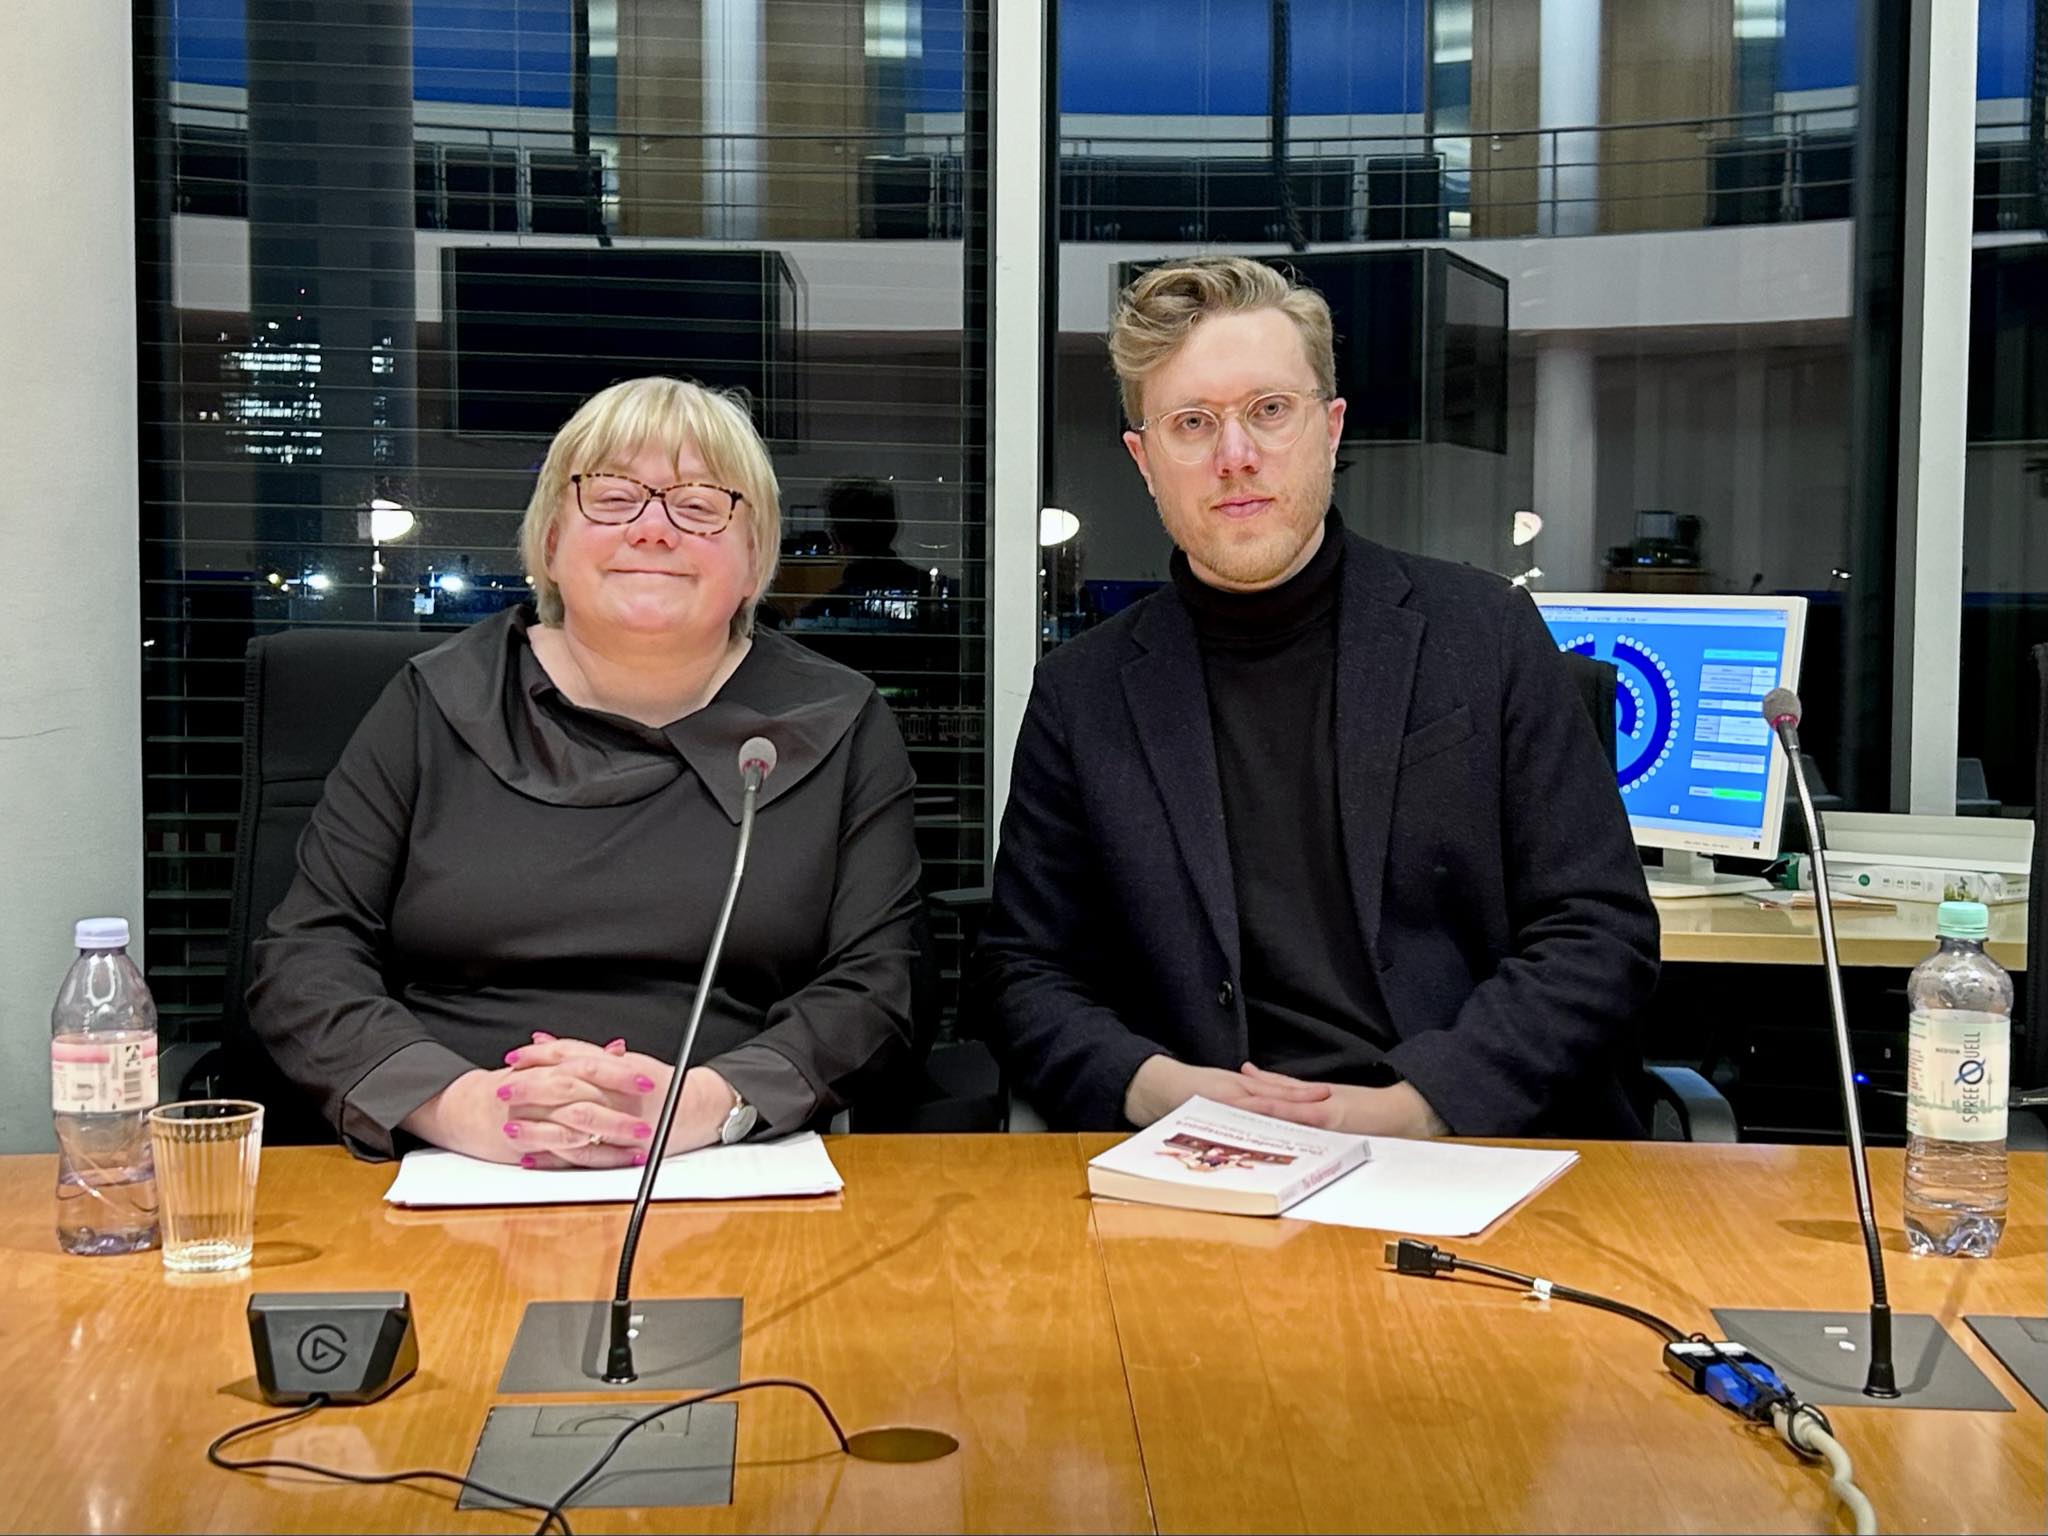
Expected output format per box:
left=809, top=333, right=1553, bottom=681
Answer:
left=141, top=0, right=990, bottom=1030
left=1047, top=0, right=1909, bottom=845
left=1960, top=0, right=2045, bottom=821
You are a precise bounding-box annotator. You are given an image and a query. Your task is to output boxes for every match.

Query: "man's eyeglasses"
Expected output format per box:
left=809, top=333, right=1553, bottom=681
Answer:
left=570, top=473, right=744, bottom=535
left=1133, top=390, right=1331, bottom=464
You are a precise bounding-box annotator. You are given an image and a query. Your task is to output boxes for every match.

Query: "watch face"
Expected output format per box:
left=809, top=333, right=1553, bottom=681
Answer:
left=721, top=1101, right=759, bottom=1144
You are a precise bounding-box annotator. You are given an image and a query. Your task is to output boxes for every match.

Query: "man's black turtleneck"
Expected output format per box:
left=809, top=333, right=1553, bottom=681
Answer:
left=1170, top=508, right=1397, bottom=1079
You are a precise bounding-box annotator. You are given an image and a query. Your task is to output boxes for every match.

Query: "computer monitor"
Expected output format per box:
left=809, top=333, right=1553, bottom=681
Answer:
left=1532, top=592, right=1809, bottom=898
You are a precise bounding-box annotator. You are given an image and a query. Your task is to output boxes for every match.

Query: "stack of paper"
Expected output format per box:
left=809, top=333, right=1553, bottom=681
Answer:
left=383, top=1131, right=844, bottom=1208
left=1287, top=1137, right=1577, bottom=1237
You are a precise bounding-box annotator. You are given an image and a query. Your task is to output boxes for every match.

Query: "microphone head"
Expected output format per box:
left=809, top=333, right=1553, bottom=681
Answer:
left=1761, top=688, right=1802, bottom=729
left=737, top=735, right=777, bottom=782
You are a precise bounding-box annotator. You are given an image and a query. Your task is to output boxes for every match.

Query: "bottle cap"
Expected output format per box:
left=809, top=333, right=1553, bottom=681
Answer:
left=1934, top=901, right=1990, bottom=941
left=73, top=917, right=130, bottom=950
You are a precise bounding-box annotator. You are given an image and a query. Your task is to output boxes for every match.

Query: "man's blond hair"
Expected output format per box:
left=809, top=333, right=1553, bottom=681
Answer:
left=1108, top=256, right=1337, bottom=426
left=519, top=376, right=781, bottom=641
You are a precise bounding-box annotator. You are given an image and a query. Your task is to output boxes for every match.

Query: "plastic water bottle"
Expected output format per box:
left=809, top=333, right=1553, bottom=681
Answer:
left=51, top=918, right=161, bottom=1255
left=1903, top=901, right=2012, bottom=1258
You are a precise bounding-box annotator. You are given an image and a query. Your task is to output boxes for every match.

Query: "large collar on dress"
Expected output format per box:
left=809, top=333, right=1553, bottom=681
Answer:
left=409, top=606, right=873, bottom=821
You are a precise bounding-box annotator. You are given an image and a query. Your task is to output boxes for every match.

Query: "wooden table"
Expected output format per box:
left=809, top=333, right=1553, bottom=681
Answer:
left=1, top=1137, right=1148, bottom=1534
left=1090, top=1137, right=2045, bottom=1534
left=4, top=1137, right=2042, bottom=1533
left=1657, top=894, right=2029, bottom=970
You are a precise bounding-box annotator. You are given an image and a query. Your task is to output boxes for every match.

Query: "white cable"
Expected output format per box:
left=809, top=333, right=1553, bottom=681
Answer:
left=1773, top=1403, right=1878, bottom=1535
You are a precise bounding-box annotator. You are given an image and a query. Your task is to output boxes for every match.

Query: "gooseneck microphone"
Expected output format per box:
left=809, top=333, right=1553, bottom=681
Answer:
left=603, top=735, right=778, bottom=1384
left=1762, top=688, right=1898, bottom=1399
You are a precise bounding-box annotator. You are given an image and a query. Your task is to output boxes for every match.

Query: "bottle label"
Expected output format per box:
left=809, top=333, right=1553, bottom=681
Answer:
left=51, top=1036, right=159, bottom=1114
left=1906, top=1010, right=2007, bottom=1142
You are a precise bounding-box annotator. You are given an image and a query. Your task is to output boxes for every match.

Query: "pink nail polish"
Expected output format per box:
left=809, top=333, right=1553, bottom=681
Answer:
left=631, top=1150, right=648, bottom=1166
left=502, top=1122, right=520, bottom=1139
left=606, top=1038, right=626, bottom=1052
left=634, top=1075, right=656, bottom=1094
left=533, top=1032, right=554, bottom=1042
left=504, top=1049, right=521, bottom=1065
left=496, top=1084, right=512, bottom=1101
left=633, top=1122, right=653, bottom=1140
left=520, top=1154, right=537, bottom=1169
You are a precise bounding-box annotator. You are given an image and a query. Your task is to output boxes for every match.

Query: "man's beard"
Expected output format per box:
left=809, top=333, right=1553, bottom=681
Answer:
left=1160, top=458, right=1332, bottom=588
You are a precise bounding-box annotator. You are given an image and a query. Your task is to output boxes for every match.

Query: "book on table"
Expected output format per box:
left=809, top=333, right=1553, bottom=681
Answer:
left=1086, top=1097, right=1370, bottom=1217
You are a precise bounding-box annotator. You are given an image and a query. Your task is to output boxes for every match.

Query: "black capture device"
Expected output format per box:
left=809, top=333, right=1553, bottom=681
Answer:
left=249, top=1292, right=419, bottom=1406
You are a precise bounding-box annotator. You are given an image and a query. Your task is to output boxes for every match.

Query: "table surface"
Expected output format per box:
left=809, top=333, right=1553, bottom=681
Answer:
left=4, top=1136, right=2042, bottom=1534
left=1656, top=894, right=2029, bottom=969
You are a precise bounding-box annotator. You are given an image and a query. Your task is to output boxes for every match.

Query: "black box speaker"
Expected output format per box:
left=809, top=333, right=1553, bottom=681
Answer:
left=1364, top=154, right=1445, bottom=241
left=1969, top=244, right=2048, bottom=444
left=443, top=247, right=800, bottom=439
left=249, top=1291, right=419, bottom=1406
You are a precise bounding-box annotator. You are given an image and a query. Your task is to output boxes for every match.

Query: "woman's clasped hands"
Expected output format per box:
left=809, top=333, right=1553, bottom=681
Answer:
left=413, top=1033, right=735, bottom=1168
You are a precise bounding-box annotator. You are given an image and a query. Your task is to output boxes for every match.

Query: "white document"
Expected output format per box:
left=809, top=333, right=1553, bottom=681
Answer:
left=1287, top=1137, right=1577, bottom=1238
left=383, top=1130, right=844, bottom=1208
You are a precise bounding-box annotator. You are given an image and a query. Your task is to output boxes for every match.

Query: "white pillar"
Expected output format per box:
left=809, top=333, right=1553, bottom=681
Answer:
left=1532, top=343, right=1599, bottom=590
left=988, top=0, right=1049, bottom=865
left=1891, top=0, right=1976, bottom=814
left=0, top=6, right=143, bottom=1150
left=702, top=0, right=762, bottom=240
left=1537, top=0, right=1602, bottom=237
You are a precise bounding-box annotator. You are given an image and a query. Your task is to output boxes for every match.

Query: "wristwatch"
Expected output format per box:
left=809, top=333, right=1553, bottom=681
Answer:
left=718, top=1085, right=758, bottom=1145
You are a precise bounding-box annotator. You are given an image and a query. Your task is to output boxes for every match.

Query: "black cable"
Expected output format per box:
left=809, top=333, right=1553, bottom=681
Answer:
left=532, top=1377, right=851, bottom=1534
left=2031, top=0, right=2047, bottom=229
left=1385, top=1239, right=1830, bottom=1455
left=206, top=1396, right=575, bottom=1535
left=1397, top=1245, right=1689, bottom=1343
left=1267, top=0, right=1310, bottom=252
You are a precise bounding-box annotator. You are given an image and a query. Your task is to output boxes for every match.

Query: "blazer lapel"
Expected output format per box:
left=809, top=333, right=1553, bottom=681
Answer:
left=1334, top=536, right=1424, bottom=969
left=1121, top=594, right=1241, bottom=979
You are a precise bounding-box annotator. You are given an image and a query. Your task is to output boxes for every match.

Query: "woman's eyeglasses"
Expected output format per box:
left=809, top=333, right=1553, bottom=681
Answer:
left=570, top=473, right=743, bottom=535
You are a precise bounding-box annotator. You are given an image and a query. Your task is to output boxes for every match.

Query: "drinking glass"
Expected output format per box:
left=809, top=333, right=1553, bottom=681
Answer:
left=148, top=1099, right=263, bottom=1272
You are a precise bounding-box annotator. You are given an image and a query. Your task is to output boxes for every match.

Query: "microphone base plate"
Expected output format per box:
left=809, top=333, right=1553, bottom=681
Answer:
left=497, top=1298, right=743, bottom=1395
left=1964, top=1316, right=2048, bottom=1410
left=460, top=1399, right=737, bottom=1511
left=1712, top=1307, right=2010, bottom=1411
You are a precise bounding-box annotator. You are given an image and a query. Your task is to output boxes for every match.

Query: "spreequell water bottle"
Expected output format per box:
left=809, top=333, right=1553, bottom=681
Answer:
left=52, top=918, right=160, bottom=1255
left=1903, top=901, right=2012, bottom=1258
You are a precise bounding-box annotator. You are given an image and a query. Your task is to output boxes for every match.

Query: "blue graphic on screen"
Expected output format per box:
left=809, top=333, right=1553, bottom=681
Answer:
left=1538, top=604, right=1792, bottom=845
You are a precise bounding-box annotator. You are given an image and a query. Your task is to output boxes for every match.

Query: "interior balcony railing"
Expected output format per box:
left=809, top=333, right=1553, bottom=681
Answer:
left=165, top=104, right=2044, bottom=244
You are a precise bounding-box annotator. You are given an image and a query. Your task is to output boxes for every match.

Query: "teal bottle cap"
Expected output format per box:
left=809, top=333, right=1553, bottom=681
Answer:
left=1935, top=900, right=1990, bottom=940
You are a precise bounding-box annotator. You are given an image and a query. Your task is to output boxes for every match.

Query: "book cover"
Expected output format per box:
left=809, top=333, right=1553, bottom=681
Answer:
left=1086, top=1097, right=1371, bottom=1217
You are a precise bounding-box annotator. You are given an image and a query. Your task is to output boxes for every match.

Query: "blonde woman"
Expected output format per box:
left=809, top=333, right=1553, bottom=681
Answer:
left=250, top=377, right=924, bottom=1165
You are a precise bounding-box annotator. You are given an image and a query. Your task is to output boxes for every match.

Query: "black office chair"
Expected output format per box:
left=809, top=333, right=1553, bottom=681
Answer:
left=176, top=630, right=448, bottom=1142
left=1558, top=650, right=1737, bottom=1142
left=2013, top=644, right=2048, bottom=1150
left=181, top=626, right=987, bottom=1139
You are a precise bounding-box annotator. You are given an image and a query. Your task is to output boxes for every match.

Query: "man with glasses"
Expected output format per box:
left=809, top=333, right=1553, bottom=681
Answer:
left=973, top=257, right=1659, bottom=1138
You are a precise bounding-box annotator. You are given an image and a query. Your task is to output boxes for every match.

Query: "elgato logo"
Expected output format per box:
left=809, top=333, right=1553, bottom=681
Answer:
left=296, top=1324, right=350, bottom=1375
left=251, top=1293, right=416, bottom=1406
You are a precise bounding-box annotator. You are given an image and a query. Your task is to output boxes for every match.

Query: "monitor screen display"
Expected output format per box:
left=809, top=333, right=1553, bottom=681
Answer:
left=1534, top=595, right=1807, bottom=856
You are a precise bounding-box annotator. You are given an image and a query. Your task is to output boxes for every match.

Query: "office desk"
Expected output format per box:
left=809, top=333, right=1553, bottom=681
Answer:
left=3, top=1138, right=2042, bottom=1533
left=1657, top=894, right=2029, bottom=970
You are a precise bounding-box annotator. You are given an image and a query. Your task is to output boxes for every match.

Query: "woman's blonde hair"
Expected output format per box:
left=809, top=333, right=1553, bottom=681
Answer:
left=1108, top=256, right=1336, bottom=426
left=519, top=376, right=782, bottom=640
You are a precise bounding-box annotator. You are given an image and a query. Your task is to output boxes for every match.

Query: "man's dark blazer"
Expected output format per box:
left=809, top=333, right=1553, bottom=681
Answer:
left=970, top=528, right=1661, bottom=1136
